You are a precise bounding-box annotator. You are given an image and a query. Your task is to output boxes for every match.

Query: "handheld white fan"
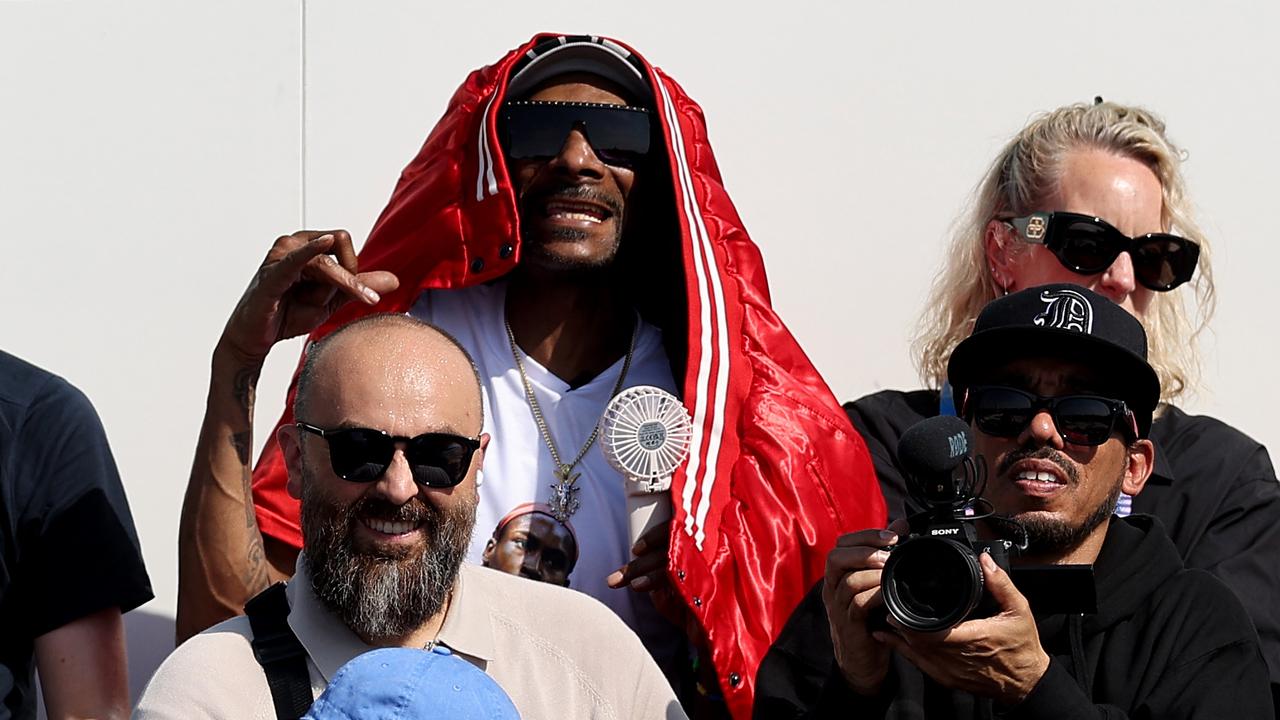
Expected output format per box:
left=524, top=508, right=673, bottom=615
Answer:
left=600, top=385, right=692, bottom=542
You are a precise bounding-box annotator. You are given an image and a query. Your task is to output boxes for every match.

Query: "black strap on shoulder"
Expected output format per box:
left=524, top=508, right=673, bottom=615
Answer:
left=245, top=583, right=313, bottom=720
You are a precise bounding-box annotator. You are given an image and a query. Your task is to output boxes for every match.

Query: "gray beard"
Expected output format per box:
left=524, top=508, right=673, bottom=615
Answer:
left=300, top=477, right=475, bottom=642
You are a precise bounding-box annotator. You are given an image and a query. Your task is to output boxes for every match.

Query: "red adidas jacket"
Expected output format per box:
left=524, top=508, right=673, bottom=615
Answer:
left=250, top=33, right=886, bottom=718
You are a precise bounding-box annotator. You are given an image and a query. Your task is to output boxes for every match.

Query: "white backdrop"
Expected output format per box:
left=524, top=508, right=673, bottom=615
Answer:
left=2, top=0, right=1276, bottom=700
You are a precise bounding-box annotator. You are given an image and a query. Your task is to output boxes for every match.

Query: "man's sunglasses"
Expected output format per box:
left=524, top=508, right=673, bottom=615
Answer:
left=296, top=422, right=480, bottom=488
left=962, top=386, right=1138, bottom=446
left=1003, top=211, right=1200, bottom=291
left=499, top=100, right=654, bottom=169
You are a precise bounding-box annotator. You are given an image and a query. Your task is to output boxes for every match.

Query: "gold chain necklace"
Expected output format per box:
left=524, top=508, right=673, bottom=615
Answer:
left=504, top=316, right=637, bottom=522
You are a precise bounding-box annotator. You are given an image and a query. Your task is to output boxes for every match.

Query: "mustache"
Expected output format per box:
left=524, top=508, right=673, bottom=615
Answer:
left=351, top=496, right=432, bottom=525
left=996, top=445, right=1080, bottom=486
left=526, top=183, right=623, bottom=216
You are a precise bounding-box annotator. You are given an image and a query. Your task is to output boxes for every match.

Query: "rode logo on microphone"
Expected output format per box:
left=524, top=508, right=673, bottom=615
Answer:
left=930, top=528, right=962, bottom=537
left=948, top=431, right=967, bottom=458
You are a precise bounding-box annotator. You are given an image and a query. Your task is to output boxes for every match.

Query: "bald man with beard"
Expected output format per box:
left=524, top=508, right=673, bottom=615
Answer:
left=138, top=242, right=683, bottom=719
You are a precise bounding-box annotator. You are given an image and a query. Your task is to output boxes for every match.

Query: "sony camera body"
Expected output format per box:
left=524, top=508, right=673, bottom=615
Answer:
left=879, top=415, right=1017, bottom=633
left=881, top=509, right=1015, bottom=632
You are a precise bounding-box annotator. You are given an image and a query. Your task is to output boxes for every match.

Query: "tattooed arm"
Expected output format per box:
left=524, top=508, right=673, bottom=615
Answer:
left=175, top=231, right=398, bottom=644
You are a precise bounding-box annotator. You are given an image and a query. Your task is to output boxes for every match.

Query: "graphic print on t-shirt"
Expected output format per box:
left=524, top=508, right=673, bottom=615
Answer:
left=480, top=502, right=579, bottom=587
left=408, top=281, right=683, bottom=660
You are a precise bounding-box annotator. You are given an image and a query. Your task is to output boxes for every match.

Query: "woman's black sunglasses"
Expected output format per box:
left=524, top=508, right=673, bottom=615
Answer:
left=499, top=100, right=654, bottom=169
left=962, top=386, right=1138, bottom=446
left=296, top=422, right=480, bottom=488
left=1004, top=211, right=1200, bottom=292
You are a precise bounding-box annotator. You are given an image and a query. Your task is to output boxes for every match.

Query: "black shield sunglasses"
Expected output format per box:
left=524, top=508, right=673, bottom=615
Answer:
left=1003, top=211, right=1200, bottom=292
left=296, top=422, right=481, bottom=488
left=962, top=386, right=1139, bottom=446
left=499, top=100, right=654, bottom=169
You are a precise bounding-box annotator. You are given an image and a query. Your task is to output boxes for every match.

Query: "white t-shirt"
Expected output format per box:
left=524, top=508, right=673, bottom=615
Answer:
left=409, top=281, right=683, bottom=659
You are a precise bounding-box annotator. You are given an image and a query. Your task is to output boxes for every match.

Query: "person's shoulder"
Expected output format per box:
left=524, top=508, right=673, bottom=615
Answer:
left=135, top=616, right=271, bottom=718
left=1153, top=404, right=1265, bottom=457
left=844, top=388, right=938, bottom=426
left=167, top=614, right=257, bottom=665
left=1151, top=404, right=1275, bottom=488
left=463, top=564, right=625, bottom=629
left=1145, top=564, right=1260, bottom=649
left=457, top=566, right=683, bottom=718
left=0, top=350, right=80, bottom=415
left=459, top=565, right=649, bottom=659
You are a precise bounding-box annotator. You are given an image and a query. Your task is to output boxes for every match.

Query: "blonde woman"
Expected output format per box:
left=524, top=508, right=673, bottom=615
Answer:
left=845, top=100, right=1280, bottom=702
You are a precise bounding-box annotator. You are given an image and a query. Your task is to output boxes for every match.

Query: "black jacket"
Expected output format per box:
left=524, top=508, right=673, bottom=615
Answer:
left=842, top=389, right=1280, bottom=700
left=755, top=516, right=1273, bottom=719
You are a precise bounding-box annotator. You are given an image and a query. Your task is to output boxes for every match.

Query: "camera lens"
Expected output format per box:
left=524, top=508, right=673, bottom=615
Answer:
left=882, top=537, right=984, bottom=632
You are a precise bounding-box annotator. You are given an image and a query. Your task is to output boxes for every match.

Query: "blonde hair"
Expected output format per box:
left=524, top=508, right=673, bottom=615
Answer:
left=914, top=100, right=1216, bottom=403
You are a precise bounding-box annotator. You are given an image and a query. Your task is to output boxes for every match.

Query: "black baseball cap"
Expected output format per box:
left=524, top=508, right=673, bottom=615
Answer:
left=947, top=284, right=1160, bottom=436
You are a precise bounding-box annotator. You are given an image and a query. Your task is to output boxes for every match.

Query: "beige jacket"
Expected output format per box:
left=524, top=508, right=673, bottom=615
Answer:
left=135, top=559, right=686, bottom=720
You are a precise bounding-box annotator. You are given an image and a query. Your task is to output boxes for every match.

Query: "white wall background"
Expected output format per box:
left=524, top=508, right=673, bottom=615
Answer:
left=2, top=0, right=1276, bottom=701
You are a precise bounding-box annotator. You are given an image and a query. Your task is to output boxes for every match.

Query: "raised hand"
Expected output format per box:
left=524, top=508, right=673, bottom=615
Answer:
left=220, top=230, right=399, bottom=364
left=177, top=229, right=398, bottom=644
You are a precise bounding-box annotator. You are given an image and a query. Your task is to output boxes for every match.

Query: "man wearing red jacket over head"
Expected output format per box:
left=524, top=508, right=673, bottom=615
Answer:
left=177, top=33, right=885, bottom=718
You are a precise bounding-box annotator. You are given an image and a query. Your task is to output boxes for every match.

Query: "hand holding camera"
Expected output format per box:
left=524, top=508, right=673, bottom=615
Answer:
left=824, top=416, right=1050, bottom=703
left=821, top=524, right=903, bottom=697
left=873, top=551, right=1049, bottom=706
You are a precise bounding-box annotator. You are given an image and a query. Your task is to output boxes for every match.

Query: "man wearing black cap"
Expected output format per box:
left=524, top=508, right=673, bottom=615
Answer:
left=755, top=284, right=1273, bottom=718
left=177, top=33, right=886, bottom=716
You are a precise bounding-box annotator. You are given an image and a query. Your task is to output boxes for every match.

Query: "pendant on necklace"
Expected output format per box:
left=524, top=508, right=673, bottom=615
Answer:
left=548, top=464, right=582, bottom=522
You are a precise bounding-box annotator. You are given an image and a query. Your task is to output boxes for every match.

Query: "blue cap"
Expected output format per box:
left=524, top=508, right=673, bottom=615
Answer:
left=303, top=647, right=520, bottom=720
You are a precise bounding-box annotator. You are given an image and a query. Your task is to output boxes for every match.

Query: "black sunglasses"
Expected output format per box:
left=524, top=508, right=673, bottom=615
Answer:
left=1004, top=211, right=1200, bottom=291
left=962, top=386, right=1138, bottom=446
left=499, top=100, right=654, bottom=169
left=296, top=422, right=480, bottom=488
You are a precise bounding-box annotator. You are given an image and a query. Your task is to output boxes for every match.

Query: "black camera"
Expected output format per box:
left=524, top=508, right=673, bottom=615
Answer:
left=880, top=415, right=1016, bottom=633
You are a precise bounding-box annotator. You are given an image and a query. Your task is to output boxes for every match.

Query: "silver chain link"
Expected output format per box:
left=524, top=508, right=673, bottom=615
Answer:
left=504, top=316, right=637, bottom=475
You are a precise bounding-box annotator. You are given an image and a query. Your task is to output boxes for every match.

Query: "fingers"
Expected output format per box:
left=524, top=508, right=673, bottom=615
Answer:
left=299, top=250, right=382, bottom=305
left=841, top=567, right=886, bottom=600
left=625, top=568, right=667, bottom=592
left=606, top=567, right=627, bottom=590
left=328, top=230, right=359, bottom=272
left=358, top=270, right=400, bottom=296
left=825, top=536, right=892, bottom=588
left=631, top=519, right=672, bottom=556
left=264, top=229, right=339, bottom=262
left=613, top=548, right=669, bottom=592
left=824, top=528, right=895, bottom=615
left=606, top=520, right=673, bottom=592
left=979, top=551, right=1027, bottom=613
left=606, top=564, right=662, bottom=591
left=264, top=233, right=335, bottom=282
left=827, top=547, right=889, bottom=588
left=835, top=528, right=898, bottom=549
left=264, top=230, right=382, bottom=306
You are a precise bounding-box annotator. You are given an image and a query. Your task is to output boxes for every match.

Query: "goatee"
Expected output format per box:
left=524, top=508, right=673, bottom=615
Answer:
left=301, top=477, right=475, bottom=642
left=988, top=446, right=1123, bottom=556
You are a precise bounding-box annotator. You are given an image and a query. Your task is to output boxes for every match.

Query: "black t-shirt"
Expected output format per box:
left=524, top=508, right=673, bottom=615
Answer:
left=0, top=351, right=152, bottom=719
